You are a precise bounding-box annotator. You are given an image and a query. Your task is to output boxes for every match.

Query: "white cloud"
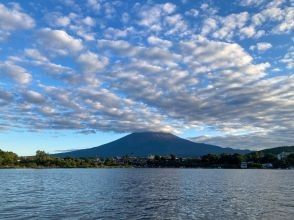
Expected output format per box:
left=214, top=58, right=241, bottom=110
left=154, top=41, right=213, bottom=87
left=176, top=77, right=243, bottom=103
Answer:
left=239, top=0, right=265, bottom=7
left=201, top=18, right=217, bottom=35
left=87, top=0, right=100, bottom=11
left=0, top=3, right=35, bottom=31
left=121, top=12, right=130, bottom=24
left=51, top=13, right=98, bottom=41
left=203, top=12, right=249, bottom=41
left=252, top=6, right=283, bottom=26
left=273, top=7, right=294, bottom=33
left=240, top=26, right=256, bottom=38
left=0, top=3, right=35, bottom=41
left=281, top=46, right=294, bottom=69
left=82, top=16, right=95, bottom=26
left=185, top=9, right=199, bottom=17
left=250, top=42, right=272, bottom=52
left=162, top=3, right=176, bottom=14
left=200, top=3, right=209, bottom=10
left=104, top=27, right=133, bottom=39
left=21, top=48, right=78, bottom=83
left=250, top=1, right=293, bottom=34
left=38, top=28, right=83, bottom=55
left=45, top=12, right=71, bottom=28
left=0, top=61, right=32, bottom=84
left=138, top=4, right=164, bottom=31
left=77, top=51, right=108, bottom=74
left=147, top=36, right=172, bottom=48
left=98, top=39, right=136, bottom=56
left=0, top=89, right=13, bottom=104
left=201, top=1, right=293, bottom=40
left=180, top=39, right=263, bottom=75
left=137, top=3, right=185, bottom=34
left=56, top=16, right=71, bottom=26
left=23, top=90, right=45, bottom=104
left=165, top=14, right=188, bottom=35
left=98, top=39, right=180, bottom=68
left=25, top=49, right=49, bottom=62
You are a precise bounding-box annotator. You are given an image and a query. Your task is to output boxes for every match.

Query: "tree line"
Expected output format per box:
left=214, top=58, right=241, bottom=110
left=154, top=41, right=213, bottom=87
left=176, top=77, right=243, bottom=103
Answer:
left=147, top=152, right=294, bottom=168
left=0, top=149, right=293, bottom=168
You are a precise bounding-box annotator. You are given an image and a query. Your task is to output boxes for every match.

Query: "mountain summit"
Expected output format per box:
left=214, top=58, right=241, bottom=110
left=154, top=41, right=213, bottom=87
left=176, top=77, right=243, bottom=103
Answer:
left=55, top=132, right=250, bottom=158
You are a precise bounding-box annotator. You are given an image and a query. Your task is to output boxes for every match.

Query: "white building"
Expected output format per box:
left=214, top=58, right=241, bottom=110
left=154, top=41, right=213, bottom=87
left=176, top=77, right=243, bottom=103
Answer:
left=148, top=155, right=155, bottom=160
left=240, top=162, right=247, bottom=169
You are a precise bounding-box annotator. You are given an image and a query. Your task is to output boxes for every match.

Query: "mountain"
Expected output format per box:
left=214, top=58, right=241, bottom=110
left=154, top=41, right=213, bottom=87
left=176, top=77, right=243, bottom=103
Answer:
left=55, top=132, right=250, bottom=158
left=260, top=146, right=294, bottom=155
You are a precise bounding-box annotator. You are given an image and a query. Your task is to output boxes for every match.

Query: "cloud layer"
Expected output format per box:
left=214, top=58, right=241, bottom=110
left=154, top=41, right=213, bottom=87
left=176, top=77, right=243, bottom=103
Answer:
left=0, top=0, right=293, bottom=149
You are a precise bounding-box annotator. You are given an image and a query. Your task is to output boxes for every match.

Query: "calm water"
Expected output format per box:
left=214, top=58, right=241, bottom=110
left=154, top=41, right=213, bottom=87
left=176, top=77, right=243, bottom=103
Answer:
left=0, top=169, right=293, bottom=220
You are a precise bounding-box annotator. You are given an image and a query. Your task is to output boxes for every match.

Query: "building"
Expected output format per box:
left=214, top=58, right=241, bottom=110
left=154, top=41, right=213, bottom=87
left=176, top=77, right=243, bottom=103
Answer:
left=262, top=163, right=273, bottom=169
left=240, top=162, right=247, bottom=169
left=148, top=155, right=155, bottom=160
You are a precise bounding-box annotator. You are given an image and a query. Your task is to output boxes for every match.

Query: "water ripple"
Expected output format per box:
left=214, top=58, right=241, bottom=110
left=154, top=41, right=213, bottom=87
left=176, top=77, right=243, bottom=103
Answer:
left=0, top=169, right=293, bottom=220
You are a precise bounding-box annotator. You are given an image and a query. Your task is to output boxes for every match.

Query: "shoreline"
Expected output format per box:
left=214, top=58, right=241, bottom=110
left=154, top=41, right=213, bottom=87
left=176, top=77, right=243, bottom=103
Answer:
left=1, top=166, right=293, bottom=170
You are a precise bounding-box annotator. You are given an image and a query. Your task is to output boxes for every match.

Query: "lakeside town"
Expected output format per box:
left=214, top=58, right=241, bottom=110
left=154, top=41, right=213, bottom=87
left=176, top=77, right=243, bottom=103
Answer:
left=1, top=148, right=293, bottom=169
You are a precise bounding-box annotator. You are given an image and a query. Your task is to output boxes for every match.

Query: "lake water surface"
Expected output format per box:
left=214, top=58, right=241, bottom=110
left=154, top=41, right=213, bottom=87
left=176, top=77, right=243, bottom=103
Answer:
left=0, top=169, right=293, bottom=220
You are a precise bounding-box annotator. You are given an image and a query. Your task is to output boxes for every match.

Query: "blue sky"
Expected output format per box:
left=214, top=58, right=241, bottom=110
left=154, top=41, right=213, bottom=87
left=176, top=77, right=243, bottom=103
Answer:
left=0, top=0, right=293, bottom=155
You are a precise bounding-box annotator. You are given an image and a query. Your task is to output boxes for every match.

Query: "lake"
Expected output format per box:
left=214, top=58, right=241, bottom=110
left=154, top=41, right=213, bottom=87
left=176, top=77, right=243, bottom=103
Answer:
left=0, top=169, right=293, bottom=220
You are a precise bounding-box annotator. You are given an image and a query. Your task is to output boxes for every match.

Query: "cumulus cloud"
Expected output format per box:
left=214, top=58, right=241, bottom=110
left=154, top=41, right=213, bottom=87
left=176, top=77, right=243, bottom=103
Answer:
left=250, top=42, right=272, bottom=52
left=281, top=46, right=294, bottom=69
left=38, top=28, right=83, bottom=55
left=44, top=12, right=97, bottom=41
left=25, top=48, right=49, bottom=62
left=23, top=90, right=45, bottom=104
left=77, top=51, right=108, bottom=73
left=0, top=3, right=35, bottom=30
left=273, top=7, right=294, bottom=33
left=147, top=36, right=172, bottom=48
left=239, top=0, right=266, bottom=7
left=136, top=2, right=188, bottom=35
left=202, top=1, right=293, bottom=40
left=138, top=2, right=176, bottom=26
left=104, top=27, right=133, bottom=39
left=0, top=61, right=32, bottom=84
left=251, top=1, right=293, bottom=34
left=87, top=0, right=100, bottom=11
left=82, top=16, right=95, bottom=26
left=19, top=48, right=78, bottom=83
left=185, top=9, right=199, bottom=17
left=45, top=12, right=71, bottom=27
left=0, top=3, right=35, bottom=41
left=98, top=39, right=136, bottom=56
left=162, top=3, right=176, bottom=14
left=201, top=12, right=251, bottom=41
left=0, top=89, right=13, bottom=105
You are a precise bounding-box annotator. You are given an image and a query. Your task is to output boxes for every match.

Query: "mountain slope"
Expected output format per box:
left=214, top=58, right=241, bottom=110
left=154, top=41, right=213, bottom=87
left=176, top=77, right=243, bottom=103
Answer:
left=260, top=146, right=294, bottom=155
left=55, top=132, right=250, bottom=158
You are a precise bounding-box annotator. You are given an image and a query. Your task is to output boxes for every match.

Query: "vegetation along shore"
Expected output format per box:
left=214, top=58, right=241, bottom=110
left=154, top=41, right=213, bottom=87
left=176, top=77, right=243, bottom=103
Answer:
left=1, top=147, right=293, bottom=169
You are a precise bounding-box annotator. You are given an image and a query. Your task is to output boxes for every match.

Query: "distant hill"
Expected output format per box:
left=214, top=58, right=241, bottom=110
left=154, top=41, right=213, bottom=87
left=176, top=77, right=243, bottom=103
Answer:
left=55, top=132, right=251, bottom=158
left=260, top=146, right=294, bottom=155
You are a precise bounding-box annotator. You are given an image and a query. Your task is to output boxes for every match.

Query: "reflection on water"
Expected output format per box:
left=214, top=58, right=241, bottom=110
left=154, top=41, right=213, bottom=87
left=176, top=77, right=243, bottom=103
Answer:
left=0, top=169, right=293, bottom=219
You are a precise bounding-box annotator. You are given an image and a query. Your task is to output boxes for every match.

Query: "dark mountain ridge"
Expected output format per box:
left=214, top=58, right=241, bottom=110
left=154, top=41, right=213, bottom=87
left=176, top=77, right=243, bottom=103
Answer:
left=55, top=132, right=250, bottom=158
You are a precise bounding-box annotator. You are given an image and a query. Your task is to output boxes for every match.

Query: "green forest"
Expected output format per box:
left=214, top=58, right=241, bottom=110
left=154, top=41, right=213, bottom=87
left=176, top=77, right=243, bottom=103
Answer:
left=1, top=148, right=294, bottom=169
